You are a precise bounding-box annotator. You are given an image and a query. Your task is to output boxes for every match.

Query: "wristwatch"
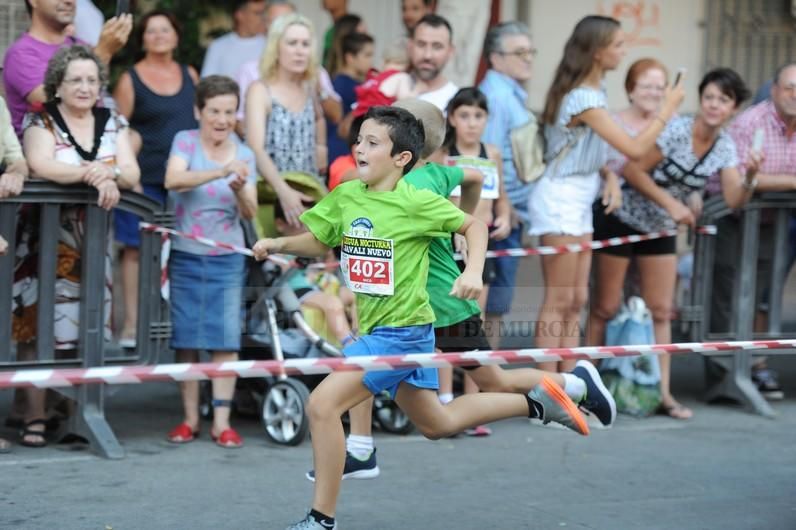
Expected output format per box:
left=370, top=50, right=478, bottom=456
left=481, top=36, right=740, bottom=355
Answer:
left=112, top=165, right=121, bottom=181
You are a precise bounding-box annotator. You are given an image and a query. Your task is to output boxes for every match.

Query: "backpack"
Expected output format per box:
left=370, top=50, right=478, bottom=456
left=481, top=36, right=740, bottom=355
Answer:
left=509, top=111, right=546, bottom=183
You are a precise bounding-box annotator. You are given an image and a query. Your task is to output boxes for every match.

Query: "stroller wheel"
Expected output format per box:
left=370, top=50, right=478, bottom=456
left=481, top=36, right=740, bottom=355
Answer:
left=199, top=381, right=214, bottom=420
left=373, top=392, right=414, bottom=435
left=261, top=379, right=311, bottom=446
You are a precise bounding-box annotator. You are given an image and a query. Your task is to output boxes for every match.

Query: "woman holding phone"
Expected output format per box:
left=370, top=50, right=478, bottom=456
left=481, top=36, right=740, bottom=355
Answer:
left=588, top=68, right=761, bottom=419
left=528, top=15, right=684, bottom=376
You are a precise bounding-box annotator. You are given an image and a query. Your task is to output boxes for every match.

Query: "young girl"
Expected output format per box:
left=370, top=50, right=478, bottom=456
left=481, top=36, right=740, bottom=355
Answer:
left=437, top=87, right=511, bottom=435
left=529, top=15, right=684, bottom=373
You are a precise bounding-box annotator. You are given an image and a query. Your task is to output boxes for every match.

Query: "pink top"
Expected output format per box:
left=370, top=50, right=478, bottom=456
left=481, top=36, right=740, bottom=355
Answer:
left=708, top=100, right=796, bottom=195
left=2, top=33, right=84, bottom=138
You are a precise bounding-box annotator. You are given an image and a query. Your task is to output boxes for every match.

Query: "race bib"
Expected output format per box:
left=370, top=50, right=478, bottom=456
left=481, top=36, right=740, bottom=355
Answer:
left=340, top=234, right=394, bottom=296
left=446, top=156, right=499, bottom=200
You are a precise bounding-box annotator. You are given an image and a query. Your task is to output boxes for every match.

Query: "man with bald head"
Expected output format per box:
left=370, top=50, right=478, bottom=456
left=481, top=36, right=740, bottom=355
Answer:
left=709, top=62, right=796, bottom=399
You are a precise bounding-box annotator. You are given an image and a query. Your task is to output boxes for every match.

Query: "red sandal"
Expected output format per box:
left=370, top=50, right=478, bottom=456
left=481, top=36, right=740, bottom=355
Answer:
left=167, top=423, right=198, bottom=444
left=211, top=428, right=243, bottom=448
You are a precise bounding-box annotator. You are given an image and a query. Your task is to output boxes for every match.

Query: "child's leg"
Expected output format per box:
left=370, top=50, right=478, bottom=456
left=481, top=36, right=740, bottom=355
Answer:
left=347, top=397, right=374, bottom=438
left=394, top=383, right=529, bottom=440
left=306, top=371, right=374, bottom=517
left=301, top=292, right=353, bottom=344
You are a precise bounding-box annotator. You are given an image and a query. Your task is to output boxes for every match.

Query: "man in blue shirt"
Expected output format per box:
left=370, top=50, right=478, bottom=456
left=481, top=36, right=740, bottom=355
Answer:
left=478, top=21, right=536, bottom=346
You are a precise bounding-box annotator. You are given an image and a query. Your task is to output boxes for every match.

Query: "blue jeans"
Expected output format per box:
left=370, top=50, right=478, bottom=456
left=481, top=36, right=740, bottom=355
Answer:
left=485, top=222, right=524, bottom=315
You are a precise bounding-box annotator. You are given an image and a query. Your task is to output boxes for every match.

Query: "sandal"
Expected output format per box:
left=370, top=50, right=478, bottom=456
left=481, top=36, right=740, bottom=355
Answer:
left=210, top=428, right=243, bottom=448
left=658, top=402, right=693, bottom=420
left=20, top=419, right=48, bottom=448
left=167, top=422, right=199, bottom=444
left=209, top=399, right=243, bottom=448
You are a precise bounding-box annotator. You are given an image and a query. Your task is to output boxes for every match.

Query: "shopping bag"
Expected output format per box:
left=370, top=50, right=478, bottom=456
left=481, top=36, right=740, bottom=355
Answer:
left=599, top=296, right=662, bottom=417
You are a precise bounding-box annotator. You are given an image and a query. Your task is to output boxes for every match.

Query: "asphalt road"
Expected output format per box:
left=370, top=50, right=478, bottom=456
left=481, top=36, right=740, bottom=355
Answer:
left=1, top=353, right=795, bottom=530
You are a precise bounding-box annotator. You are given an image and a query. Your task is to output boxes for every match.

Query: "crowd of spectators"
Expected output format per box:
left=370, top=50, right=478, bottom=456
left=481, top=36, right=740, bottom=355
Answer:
left=0, top=0, right=794, bottom=454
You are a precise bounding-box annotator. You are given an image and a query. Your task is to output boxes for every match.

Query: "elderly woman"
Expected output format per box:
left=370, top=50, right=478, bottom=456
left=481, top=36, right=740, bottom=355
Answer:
left=245, top=13, right=326, bottom=228
left=164, top=76, right=257, bottom=449
left=0, top=93, right=29, bottom=453
left=18, top=44, right=139, bottom=447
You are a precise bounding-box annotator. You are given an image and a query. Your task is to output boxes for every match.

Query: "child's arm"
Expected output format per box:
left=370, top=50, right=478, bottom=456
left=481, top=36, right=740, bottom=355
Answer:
left=487, top=144, right=512, bottom=240
left=252, top=232, right=331, bottom=261
left=458, top=168, right=484, bottom=215
left=449, top=214, right=488, bottom=300
left=379, top=72, right=415, bottom=100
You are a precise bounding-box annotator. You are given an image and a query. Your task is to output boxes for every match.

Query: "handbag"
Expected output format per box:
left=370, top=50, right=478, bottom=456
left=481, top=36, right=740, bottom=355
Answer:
left=599, top=296, right=662, bottom=417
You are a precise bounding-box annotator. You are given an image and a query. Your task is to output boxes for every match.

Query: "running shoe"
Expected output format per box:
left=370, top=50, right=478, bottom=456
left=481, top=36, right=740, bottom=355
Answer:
left=528, top=377, right=589, bottom=436
left=572, top=360, right=617, bottom=427
left=285, top=513, right=336, bottom=529
left=305, top=449, right=380, bottom=482
left=752, top=367, right=784, bottom=400
left=464, top=425, right=492, bottom=437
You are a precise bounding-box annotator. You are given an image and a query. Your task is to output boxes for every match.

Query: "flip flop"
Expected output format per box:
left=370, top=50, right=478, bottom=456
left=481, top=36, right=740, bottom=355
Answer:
left=20, top=419, right=48, bottom=448
left=659, top=402, right=693, bottom=420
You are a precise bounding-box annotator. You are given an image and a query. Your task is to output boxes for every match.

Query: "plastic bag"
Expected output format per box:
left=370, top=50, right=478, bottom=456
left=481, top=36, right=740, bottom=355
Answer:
left=599, top=296, right=662, bottom=417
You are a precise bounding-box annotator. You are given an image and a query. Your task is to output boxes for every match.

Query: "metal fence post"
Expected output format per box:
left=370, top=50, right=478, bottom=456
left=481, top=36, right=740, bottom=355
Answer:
left=73, top=204, right=124, bottom=458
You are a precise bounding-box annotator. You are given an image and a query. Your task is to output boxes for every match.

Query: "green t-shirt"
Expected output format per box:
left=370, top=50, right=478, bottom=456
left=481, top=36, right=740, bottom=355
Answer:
left=405, top=163, right=482, bottom=328
left=300, top=179, right=465, bottom=334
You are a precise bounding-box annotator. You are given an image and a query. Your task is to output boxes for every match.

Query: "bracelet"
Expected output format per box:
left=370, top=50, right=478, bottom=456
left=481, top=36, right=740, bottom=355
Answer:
left=742, top=176, right=758, bottom=191
left=654, top=115, right=667, bottom=126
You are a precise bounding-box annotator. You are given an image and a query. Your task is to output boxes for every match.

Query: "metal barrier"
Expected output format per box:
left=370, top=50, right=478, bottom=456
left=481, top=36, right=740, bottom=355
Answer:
left=684, top=192, right=796, bottom=417
left=0, top=180, right=171, bottom=458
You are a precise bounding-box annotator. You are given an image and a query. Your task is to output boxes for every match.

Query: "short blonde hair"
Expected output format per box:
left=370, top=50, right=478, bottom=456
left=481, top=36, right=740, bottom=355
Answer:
left=258, top=13, right=318, bottom=83
left=392, top=98, right=445, bottom=158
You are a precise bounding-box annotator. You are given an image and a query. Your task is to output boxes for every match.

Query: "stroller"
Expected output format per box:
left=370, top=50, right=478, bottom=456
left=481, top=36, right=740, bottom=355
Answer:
left=200, top=221, right=412, bottom=446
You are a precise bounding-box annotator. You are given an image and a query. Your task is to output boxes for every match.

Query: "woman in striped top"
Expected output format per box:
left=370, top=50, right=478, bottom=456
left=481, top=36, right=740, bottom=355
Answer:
left=529, top=16, right=684, bottom=373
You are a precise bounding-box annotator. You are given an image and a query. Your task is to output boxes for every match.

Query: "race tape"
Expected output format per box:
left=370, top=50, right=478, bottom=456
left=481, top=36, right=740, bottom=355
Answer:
left=141, top=222, right=717, bottom=263
left=0, top=338, right=792, bottom=389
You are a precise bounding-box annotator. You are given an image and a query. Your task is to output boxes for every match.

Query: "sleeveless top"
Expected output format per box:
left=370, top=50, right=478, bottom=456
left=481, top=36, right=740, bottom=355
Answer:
left=265, top=84, right=316, bottom=176
left=129, top=64, right=197, bottom=186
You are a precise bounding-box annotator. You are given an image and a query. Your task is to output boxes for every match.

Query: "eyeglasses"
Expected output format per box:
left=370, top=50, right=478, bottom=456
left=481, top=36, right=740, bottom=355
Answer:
left=634, top=83, right=666, bottom=92
left=498, top=48, right=537, bottom=61
left=62, top=77, right=100, bottom=88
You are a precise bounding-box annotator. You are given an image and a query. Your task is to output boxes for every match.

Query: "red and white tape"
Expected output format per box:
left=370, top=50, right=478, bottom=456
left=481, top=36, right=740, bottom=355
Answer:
left=0, top=338, right=791, bottom=389
left=141, top=222, right=717, bottom=266
left=474, top=225, right=716, bottom=259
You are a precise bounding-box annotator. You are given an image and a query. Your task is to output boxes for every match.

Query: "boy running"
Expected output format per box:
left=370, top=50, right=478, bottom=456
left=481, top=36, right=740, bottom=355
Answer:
left=253, top=106, right=587, bottom=530
left=305, top=99, right=615, bottom=484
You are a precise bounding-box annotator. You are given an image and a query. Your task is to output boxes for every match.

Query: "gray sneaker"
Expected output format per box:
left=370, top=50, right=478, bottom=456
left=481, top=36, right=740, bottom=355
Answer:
left=528, top=376, right=589, bottom=436
left=285, top=513, right=336, bottom=530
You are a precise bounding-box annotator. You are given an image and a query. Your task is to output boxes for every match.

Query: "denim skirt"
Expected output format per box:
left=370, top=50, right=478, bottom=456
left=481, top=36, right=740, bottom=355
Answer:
left=169, top=250, right=245, bottom=351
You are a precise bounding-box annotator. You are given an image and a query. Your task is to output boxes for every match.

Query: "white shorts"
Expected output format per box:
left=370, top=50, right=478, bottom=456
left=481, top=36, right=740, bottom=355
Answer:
left=527, top=172, right=600, bottom=237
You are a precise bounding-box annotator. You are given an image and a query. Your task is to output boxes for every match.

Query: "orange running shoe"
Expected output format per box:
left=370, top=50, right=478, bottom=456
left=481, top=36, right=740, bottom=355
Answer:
left=528, top=376, right=590, bottom=436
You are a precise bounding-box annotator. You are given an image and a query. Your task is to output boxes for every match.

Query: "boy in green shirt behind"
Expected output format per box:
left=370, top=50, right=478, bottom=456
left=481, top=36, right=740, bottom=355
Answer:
left=253, top=106, right=585, bottom=530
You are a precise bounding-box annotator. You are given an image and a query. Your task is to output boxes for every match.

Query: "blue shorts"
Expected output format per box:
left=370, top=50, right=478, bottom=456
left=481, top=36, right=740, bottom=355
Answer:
left=169, top=250, right=245, bottom=351
left=344, top=324, right=438, bottom=399
left=485, top=223, right=524, bottom=315
left=114, top=184, right=168, bottom=247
